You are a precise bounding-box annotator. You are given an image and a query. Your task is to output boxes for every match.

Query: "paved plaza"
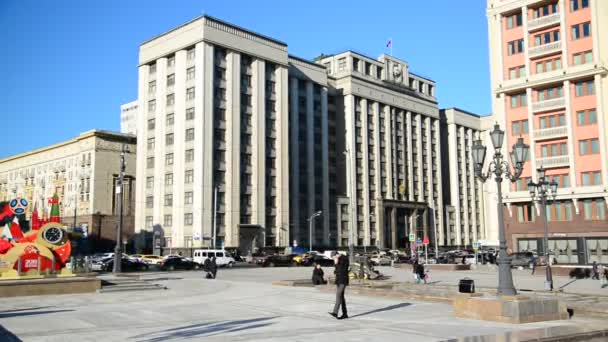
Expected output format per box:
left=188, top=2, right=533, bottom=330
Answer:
left=0, top=266, right=606, bottom=341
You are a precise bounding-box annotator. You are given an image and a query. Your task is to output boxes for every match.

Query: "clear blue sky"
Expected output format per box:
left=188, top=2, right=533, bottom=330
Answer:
left=0, top=0, right=491, bottom=159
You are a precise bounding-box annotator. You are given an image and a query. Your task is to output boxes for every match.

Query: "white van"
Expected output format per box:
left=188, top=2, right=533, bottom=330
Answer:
left=193, top=249, right=236, bottom=268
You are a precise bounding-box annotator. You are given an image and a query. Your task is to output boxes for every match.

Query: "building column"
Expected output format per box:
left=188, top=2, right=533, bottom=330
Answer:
left=252, top=59, right=266, bottom=244
left=361, top=99, right=370, bottom=246
left=200, top=43, right=215, bottom=247
left=391, top=207, right=397, bottom=250
left=385, top=106, right=394, bottom=199
left=563, top=80, right=577, bottom=187
left=406, top=111, right=414, bottom=201
left=344, top=95, right=357, bottom=245
left=277, top=66, right=290, bottom=247
left=225, top=51, right=241, bottom=247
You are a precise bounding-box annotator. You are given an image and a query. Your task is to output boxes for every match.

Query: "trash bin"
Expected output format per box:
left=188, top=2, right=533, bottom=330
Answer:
left=459, top=278, right=475, bottom=293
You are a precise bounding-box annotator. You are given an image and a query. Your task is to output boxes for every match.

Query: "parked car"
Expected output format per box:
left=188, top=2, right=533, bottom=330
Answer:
left=138, top=255, right=163, bottom=265
left=193, top=249, right=236, bottom=268
left=302, top=255, right=335, bottom=267
left=91, top=253, right=114, bottom=262
left=160, top=256, right=199, bottom=271
left=261, top=254, right=297, bottom=267
left=293, top=252, right=319, bottom=266
left=510, top=252, right=537, bottom=268
left=92, top=257, right=149, bottom=272
left=370, top=254, right=392, bottom=266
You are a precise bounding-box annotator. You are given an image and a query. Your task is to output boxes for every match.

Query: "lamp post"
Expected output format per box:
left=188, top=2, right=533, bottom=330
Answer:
left=113, top=144, right=127, bottom=273
left=343, top=150, right=355, bottom=263
left=472, top=124, right=530, bottom=296
left=308, top=211, right=322, bottom=252
left=527, top=166, right=558, bottom=291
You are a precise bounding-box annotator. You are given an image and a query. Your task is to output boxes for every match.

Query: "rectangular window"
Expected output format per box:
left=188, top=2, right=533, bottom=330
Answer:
left=145, top=216, right=153, bottom=229
left=589, top=109, right=597, bottom=124
left=593, top=171, right=602, bottom=185
left=508, top=39, right=524, bottom=55
left=583, top=199, right=593, bottom=220
left=185, top=170, right=194, bottom=183
left=187, top=48, right=195, bottom=61
left=184, top=191, right=193, bottom=205
left=165, top=153, right=174, bottom=166
left=184, top=213, right=193, bottom=225
left=577, top=111, right=585, bottom=125
left=148, top=100, right=156, bottom=112
left=185, top=149, right=194, bottom=162
left=582, top=173, right=591, bottom=185
left=148, top=81, right=156, bottom=94
left=146, top=157, right=154, bottom=169
left=579, top=140, right=588, bottom=155
left=165, top=173, right=173, bottom=186
left=591, top=138, right=599, bottom=154
left=164, top=214, right=172, bottom=227
left=166, top=113, right=174, bottom=126
left=167, top=56, right=175, bottom=67
left=146, top=176, right=154, bottom=189
left=186, top=87, right=195, bottom=101
left=186, top=67, right=195, bottom=81
left=166, top=133, right=174, bottom=146
left=185, top=128, right=195, bottom=141
left=167, top=74, right=175, bottom=87
left=148, top=118, right=155, bottom=130
left=166, top=93, right=175, bottom=106
left=146, top=196, right=153, bottom=208
left=149, top=64, right=156, bottom=74
left=186, top=107, right=195, bottom=120
left=147, top=138, right=155, bottom=150
left=572, top=22, right=591, bottom=40
left=512, top=121, right=520, bottom=135
left=164, top=194, right=173, bottom=207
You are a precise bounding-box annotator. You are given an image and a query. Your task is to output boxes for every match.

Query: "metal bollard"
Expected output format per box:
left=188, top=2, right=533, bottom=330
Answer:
left=51, top=255, right=56, bottom=274
left=17, top=257, right=22, bottom=274
left=37, top=255, right=42, bottom=273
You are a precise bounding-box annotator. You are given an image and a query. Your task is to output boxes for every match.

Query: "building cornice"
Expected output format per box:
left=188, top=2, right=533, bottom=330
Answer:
left=495, top=64, right=608, bottom=94
left=0, top=130, right=136, bottom=164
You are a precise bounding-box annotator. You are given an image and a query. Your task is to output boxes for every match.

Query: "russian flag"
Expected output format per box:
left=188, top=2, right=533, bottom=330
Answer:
left=386, top=39, right=392, bottom=47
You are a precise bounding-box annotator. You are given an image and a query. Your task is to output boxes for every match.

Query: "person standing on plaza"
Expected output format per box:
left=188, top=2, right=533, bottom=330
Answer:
left=312, top=263, right=326, bottom=285
left=209, top=256, right=218, bottom=279
left=599, top=263, right=606, bottom=288
left=416, top=262, right=426, bottom=284
left=591, top=261, right=599, bottom=280
left=329, top=254, right=349, bottom=320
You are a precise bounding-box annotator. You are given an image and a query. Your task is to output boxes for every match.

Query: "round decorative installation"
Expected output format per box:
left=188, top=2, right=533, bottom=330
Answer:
left=9, top=198, right=28, bottom=215
left=42, top=226, right=64, bottom=244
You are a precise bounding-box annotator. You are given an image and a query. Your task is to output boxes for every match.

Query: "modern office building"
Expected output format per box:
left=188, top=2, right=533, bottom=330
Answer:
left=487, top=0, right=608, bottom=264
left=0, top=130, right=137, bottom=251
left=440, top=108, right=491, bottom=247
left=120, top=101, right=139, bottom=135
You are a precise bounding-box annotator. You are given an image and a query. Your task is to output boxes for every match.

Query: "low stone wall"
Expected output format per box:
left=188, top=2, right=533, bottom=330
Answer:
left=394, top=263, right=471, bottom=271
left=0, top=277, right=101, bottom=298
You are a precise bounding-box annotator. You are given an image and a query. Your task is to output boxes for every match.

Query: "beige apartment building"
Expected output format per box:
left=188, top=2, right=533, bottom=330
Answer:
left=487, top=0, right=608, bottom=264
left=0, top=130, right=137, bottom=252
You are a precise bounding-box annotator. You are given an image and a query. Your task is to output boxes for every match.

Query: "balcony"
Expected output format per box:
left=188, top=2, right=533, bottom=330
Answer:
left=537, top=155, right=570, bottom=168
left=528, top=13, right=561, bottom=32
left=529, top=41, right=562, bottom=59
left=534, top=126, right=568, bottom=141
left=532, top=97, right=565, bottom=113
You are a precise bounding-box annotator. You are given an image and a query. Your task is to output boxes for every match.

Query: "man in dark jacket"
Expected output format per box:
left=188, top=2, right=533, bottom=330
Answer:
left=329, top=254, right=349, bottom=320
left=210, top=256, right=218, bottom=279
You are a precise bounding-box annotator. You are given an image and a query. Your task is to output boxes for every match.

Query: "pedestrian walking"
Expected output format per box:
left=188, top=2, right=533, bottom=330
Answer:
left=312, top=263, right=327, bottom=285
left=203, top=257, right=212, bottom=279
left=591, top=261, right=599, bottom=280
left=209, top=256, right=218, bottom=279
left=412, top=259, right=419, bottom=283
left=530, top=255, right=536, bottom=275
left=599, top=264, right=606, bottom=288
left=329, top=254, right=349, bottom=320
left=416, top=262, right=426, bottom=284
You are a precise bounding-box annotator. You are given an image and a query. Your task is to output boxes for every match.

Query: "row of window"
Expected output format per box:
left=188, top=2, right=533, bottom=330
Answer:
left=515, top=197, right=604, bottom=223
left=509, top=79, right=595, bottom=108
left=507, top=21, right=591, bottom=55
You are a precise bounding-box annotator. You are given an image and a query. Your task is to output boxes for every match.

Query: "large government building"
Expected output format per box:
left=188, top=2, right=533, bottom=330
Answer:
left=487, top=0, right=608, bottom=264
left=133, top=15, right=496, bottom=254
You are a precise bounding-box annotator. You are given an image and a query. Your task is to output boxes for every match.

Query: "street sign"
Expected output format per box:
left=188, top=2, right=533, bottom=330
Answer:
left=423, top=236, right=429, bottom=245
left=193, top=232, right=201, bottom=241
left=409, top=233, right=415, bottom=242
left=416, top=238, right=422, bottom=245
left=472, top=242, right=481, bottom=250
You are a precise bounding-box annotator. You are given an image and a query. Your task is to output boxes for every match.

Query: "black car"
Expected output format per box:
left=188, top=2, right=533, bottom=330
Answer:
left=262, top=254, right=297, bottom=267
left=160, top=257, right=199, bottom=271
left=98, top=257, right=149, bottom=272
left=302, top=255, right=335, bottom=267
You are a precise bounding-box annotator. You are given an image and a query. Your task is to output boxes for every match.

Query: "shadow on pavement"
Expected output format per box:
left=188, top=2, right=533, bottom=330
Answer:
left=559, top=278, right=578, bottom=290
left=0, top=309, right=74, bottom=319
left=350, top=302, right=412, bottom=318
left=131, top=317, right=277, bottom=342
left=0, top=324, right=22, bottom=342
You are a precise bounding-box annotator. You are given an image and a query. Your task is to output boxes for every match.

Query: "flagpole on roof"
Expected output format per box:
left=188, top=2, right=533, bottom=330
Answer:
left=390, top=37, right=393, bottom=56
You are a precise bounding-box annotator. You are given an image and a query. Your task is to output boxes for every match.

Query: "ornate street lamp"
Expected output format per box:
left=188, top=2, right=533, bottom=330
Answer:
left=527, top=166, right=558, bottom=290
left=472, top=124, right=530, bottom=296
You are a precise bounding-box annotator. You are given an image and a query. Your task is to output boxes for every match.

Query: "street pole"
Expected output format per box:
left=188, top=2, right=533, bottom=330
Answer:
left=541, top=194, right=553, bottom=290
left=212, top=185, right=218, bottom=249
left=309, top=217, right=313, bottom=252
left=113, top=144, right=126, bottom=274
left=72, top=192, right=77, bottom=231
left=432, top=206, right=439, bottom=257
left=472, top=124, right=529, bottom=297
